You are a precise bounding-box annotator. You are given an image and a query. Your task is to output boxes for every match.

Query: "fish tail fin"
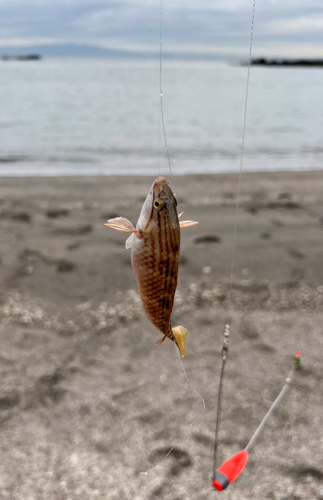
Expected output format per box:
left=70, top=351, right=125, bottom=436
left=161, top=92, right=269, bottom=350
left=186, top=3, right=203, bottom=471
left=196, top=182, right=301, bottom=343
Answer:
left=171, top=325, right=188, bottom=358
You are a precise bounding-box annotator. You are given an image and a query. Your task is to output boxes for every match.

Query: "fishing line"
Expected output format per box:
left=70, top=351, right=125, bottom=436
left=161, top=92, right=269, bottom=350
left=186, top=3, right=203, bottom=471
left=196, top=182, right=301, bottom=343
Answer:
left=158, top=0, right=172, bottom=178
left=245, top=362, right=296, bottom=454
left=213, top=0, right=256, bottom=476
left=228, top=0, right=256, bottom=313
left=159, top=0, right=204, bottom=417
left=175, top=344, right=206, bottom=425
left=246, top=359, right=298, bottom=494
left=157, top=12, right=162, bottom=177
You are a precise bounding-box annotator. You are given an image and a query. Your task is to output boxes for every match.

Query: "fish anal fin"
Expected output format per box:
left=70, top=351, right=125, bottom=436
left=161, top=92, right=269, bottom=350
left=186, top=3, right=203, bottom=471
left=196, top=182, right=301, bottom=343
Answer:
left=156, top=335, right=167, bottom=345
left=180, top=220, right=199, bottom=228
left=172, top=325, right=188, bottom=357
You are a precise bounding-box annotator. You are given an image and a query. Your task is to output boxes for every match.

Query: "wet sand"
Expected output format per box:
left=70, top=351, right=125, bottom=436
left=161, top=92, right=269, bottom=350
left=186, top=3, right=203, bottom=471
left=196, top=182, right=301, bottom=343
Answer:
left=0, top=171, right=322, bottom=499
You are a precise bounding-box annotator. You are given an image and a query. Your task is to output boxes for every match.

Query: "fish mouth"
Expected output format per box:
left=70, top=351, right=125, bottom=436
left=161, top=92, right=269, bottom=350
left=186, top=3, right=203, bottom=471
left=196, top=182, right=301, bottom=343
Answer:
left=152, top=176, right=169, bottom=198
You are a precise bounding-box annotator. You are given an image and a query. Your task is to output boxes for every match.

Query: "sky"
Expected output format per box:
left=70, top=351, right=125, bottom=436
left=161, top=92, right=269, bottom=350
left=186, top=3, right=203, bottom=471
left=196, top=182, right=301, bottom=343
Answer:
left=0, top=0, right=323, bottom=59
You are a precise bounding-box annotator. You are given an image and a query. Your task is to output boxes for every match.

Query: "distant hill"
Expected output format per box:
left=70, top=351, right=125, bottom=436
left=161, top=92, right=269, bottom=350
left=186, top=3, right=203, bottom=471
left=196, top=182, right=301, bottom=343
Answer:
left=0, top=43, right=233, bottom=61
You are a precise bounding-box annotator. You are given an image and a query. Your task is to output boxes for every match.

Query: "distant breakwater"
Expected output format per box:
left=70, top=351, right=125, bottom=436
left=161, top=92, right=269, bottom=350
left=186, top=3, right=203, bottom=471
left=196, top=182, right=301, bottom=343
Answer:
left=243, top=57, right=323, bottom=68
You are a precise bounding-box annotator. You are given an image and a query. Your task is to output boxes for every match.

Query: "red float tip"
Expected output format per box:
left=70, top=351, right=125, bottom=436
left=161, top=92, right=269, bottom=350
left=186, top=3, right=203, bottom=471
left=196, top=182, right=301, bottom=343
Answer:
left=212, top=450, right=248, bottom=491
left=294, top=351, right=301, bottom=364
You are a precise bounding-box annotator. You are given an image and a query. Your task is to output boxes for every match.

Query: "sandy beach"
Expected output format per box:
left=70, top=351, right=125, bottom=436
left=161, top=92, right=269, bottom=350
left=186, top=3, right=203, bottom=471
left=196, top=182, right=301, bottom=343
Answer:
left=0, top=171, right=322, bottom=499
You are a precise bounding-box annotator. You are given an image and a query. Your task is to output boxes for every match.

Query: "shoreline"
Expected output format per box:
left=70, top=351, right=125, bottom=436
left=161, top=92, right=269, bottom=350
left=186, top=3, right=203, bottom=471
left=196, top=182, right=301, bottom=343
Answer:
left=0, top=166, right=323, bottom=175
left=1, top=164, right=323, bottom=177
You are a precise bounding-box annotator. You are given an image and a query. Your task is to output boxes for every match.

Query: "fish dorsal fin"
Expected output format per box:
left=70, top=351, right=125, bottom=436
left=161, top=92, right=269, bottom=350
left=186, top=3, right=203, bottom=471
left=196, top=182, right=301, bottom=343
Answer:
left=125, top=233, right=135, bottom=249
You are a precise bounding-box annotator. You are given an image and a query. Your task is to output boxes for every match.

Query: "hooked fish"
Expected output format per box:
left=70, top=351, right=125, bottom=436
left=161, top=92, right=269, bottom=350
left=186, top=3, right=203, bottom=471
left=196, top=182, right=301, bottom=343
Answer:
left=105, top=176, right=198, bottom=357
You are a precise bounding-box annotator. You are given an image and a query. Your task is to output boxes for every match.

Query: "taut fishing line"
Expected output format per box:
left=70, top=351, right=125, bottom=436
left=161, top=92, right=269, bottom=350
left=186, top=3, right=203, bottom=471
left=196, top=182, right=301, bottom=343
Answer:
left=212, top=0, right=256, bottom=482
left=176, top=346, right=206, bottom=424
left=158, top=0, right=172, bottom=178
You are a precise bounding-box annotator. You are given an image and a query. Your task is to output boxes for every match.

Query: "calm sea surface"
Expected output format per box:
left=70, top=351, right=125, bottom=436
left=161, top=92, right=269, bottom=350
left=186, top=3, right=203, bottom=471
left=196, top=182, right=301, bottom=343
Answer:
left=0, top=58, right=322, bottom=176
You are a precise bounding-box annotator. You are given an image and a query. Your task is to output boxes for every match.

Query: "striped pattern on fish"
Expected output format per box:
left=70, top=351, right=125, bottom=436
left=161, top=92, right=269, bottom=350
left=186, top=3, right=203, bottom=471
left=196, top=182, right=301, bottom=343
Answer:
left=105, top=177, right=198, bottom=357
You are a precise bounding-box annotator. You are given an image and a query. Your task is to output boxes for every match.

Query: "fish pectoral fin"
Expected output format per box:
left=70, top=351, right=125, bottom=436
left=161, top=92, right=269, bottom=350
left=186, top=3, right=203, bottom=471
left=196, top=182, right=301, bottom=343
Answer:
left=179, top=220, right=199, bottom=228
left=156, top=335, right=167, bottom=345
left=105, top=217, right=139, bottom=234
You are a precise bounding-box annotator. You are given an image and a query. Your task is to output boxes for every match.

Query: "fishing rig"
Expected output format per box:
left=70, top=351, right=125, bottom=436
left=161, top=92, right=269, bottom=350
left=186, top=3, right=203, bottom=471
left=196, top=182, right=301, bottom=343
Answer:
left=210, top=0, right=303, bottom=491
left=212, top=351, right=302, bottom=491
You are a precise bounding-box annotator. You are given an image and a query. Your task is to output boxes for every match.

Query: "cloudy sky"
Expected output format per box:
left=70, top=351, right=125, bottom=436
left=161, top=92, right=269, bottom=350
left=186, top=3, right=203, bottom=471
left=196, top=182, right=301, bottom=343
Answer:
left=0, top=0, right=322, bottom=58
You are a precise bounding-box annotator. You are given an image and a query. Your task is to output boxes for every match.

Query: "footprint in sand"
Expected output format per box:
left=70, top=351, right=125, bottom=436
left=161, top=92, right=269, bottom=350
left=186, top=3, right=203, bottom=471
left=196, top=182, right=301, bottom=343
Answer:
left=53, top=224, right=93, bottom=236
left=245, top=204, right=259, bottom=214
left=137, top=410, right=163, bottom=425
left=10, top=212, right=31, bottom=223
left=149, top=446, right=192, bottom=477
left=18, top=248, right=77, bottom=274
left=260, top=231, right=271, bottom=240
left=194, top=235, right=221, bottom=244
left=288, top=248, right=305, bottom=260
left=56, top=260, right=76, bottom=273
left=0, top=391, right=20, bottom=410
left=33, top=370, right=66, bottom=407
left=66, top=241, right=81, bottom=251
left=287, top=465, right=323, bottom=482
left=272, top=218, right=284, bottom=226
left=103, top=212, right=119, bottom=220
left=46, top=209, right=69, bottom=218
left=192, top=432, right=213, bottom=448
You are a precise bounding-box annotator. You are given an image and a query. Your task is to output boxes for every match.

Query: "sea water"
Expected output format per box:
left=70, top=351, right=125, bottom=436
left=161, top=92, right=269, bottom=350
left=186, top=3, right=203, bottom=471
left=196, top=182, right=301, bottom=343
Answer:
left=0, top=57, right=322, bottom=176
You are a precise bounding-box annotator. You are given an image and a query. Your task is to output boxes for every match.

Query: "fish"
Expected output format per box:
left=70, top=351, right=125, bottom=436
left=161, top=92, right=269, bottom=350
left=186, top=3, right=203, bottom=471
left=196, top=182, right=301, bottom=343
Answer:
left=105, top=176, right=198, bottom=357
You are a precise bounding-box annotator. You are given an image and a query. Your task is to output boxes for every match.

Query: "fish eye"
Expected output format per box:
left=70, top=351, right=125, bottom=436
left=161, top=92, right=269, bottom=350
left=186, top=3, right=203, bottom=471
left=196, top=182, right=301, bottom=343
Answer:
left=154, top=198, right=164, bottom=210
